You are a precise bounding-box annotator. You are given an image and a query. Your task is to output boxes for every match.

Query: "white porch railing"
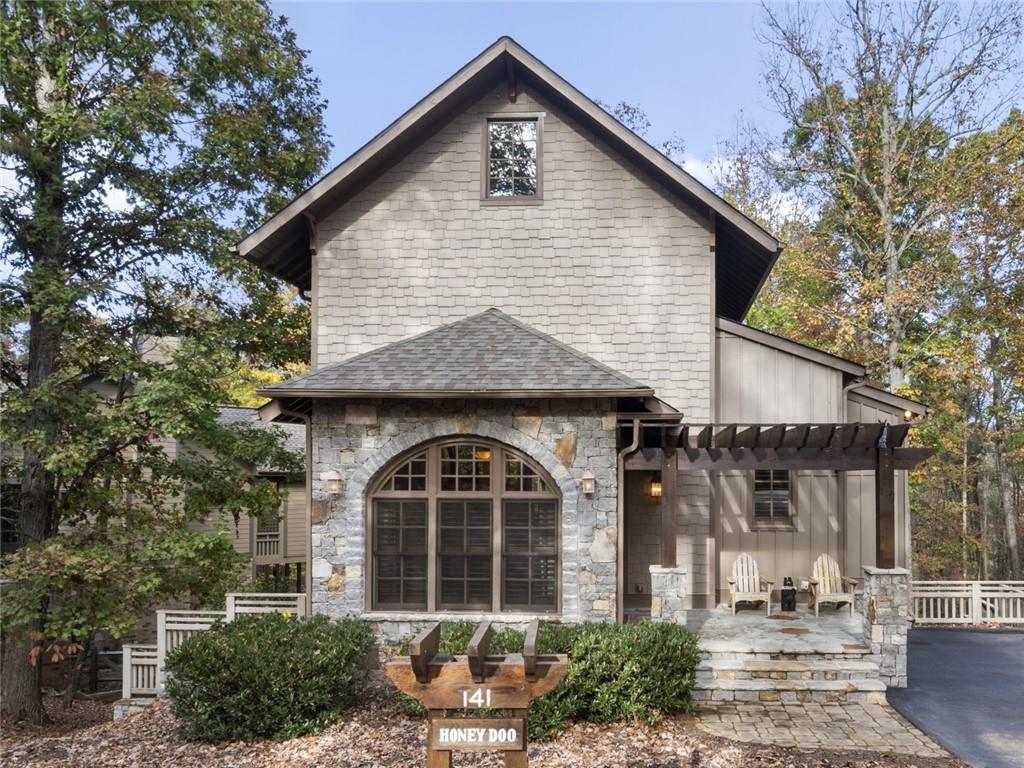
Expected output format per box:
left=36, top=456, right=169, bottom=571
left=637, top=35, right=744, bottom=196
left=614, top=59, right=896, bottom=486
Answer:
left=129, top=593, right=304, bottom=699
left=255, top=532, right=281, bottom=558
left=912, top=581, right=1024, bottom=625
left=225, top=592, right=306, bottom=620
left=122, top=644, right=158, bottom=697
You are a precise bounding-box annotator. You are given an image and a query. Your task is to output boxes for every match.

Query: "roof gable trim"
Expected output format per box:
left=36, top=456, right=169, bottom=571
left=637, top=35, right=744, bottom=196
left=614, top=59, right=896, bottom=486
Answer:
left=237, top=37, right=779, bottom=260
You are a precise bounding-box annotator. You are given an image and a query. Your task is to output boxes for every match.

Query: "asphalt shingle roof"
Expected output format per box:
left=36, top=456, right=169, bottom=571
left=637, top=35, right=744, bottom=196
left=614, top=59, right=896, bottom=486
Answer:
left=258, top=309, right=652, bottom=398
left=216, top=406, right=304, bottom=473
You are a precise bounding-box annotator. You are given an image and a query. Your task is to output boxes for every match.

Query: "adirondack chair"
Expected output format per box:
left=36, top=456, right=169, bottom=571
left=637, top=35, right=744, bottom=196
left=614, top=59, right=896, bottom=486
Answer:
left=808, top=553, right=858, bottom=616
left=727, top=553, right=774, bottom=616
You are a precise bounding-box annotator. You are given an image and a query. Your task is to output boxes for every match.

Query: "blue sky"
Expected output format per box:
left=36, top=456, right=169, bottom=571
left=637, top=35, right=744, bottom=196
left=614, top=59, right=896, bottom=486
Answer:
left=271, top=1, right=784, bottom=183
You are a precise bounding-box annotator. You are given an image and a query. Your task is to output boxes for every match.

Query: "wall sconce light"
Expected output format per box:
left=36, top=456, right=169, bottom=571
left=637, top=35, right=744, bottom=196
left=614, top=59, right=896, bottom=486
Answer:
left=648, top=475, right=663, bottom=499
left=322, top=470, right=342, bottom=495
left=580, top=469, right=596, bottom=496
left=904, top=409, right=913, bottom=421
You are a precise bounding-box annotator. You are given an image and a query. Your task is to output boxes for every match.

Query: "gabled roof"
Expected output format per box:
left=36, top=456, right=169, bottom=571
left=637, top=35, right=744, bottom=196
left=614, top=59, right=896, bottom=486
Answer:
left=256, top=309, right=653, bottom=399
left=236, top=36, right=781, bottom=321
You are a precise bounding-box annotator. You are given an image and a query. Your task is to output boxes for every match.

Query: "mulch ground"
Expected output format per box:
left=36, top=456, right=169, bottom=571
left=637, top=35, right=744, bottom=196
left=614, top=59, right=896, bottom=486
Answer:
left=1, top=692, right=967, bottom=768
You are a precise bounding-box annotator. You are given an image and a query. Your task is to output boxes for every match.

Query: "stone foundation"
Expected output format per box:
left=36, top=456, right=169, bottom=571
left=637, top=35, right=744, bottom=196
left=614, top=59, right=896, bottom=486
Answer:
left=861, top=566, right=910, bottom=687
left=113, top=697, right=155, bottom=720
left=649, top=565, right=688, bottom=623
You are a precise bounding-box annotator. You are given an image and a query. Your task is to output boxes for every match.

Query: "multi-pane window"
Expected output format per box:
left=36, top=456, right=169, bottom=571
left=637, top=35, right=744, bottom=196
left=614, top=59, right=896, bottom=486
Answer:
left=370, top=441, right=559, bottom=613
left=487, top=119, right=539, bottom=198
left=502, top=500, right=558, bottom=610
left=373, top=499, right=428, bottom=609
left=505, top=456, right=550, bottom=492
left=753, top=470, right=792, bottom=525
left=440, top=444, right=491, bottom=491
left=438, top=500, right=492, bottom=609
left=381, top=452, right=427, bottom=491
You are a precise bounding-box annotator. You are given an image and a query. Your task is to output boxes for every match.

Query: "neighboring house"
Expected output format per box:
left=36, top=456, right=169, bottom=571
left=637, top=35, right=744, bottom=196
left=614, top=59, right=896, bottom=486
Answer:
left=237, top=38, right=929, bottom=637
left=204, top=406, right=308, bottom=581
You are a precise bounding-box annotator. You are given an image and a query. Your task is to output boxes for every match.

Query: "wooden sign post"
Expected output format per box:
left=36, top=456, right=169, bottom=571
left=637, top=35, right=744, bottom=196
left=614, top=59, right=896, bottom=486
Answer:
left=386, top=620, right=568, bottom=767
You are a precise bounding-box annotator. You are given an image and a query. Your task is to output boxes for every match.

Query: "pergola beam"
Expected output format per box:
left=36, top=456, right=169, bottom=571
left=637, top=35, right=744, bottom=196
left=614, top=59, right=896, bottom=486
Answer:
left=622, top=445, right=933, bottom=472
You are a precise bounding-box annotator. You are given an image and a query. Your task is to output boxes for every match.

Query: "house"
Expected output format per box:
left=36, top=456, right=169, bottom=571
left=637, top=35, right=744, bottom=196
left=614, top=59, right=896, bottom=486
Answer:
left=202, top=407, right=308, bottom=584
left=236, top=38, right=929, bottom=691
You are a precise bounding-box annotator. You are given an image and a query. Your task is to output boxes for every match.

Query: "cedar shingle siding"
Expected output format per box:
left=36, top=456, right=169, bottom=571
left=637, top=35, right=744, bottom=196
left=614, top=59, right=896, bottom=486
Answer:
left=315, top=84, right=714, bottom=418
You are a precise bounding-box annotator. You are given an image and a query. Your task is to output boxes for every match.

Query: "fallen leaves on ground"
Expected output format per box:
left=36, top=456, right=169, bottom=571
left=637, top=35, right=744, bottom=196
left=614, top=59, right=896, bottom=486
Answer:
left=1, top=691, right=966, bottom=768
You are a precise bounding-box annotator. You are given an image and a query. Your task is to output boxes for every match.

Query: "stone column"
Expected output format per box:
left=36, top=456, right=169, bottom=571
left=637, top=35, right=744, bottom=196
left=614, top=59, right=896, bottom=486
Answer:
left=862, top=566, right=910, bottom=687
left=649, top=565, right=688, bottom=624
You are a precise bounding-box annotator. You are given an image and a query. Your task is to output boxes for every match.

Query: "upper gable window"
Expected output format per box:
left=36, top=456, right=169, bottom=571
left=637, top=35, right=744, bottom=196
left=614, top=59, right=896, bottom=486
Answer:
left=486, top=118, right=540, bottom=199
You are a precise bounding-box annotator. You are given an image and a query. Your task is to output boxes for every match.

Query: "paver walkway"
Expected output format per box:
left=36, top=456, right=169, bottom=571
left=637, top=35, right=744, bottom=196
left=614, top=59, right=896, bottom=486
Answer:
left=697, top=701, right=948, bottom=756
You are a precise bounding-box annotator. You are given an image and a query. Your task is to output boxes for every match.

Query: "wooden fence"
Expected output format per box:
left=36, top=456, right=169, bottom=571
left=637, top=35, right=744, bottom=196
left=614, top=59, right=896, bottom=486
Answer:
left=122, top=644, right=158, bottom=698
left=127, top=593, right=304, bottom=699
left=225, top=592, right=306, bottom=620
left=912, top=581, right=1024, bottom=625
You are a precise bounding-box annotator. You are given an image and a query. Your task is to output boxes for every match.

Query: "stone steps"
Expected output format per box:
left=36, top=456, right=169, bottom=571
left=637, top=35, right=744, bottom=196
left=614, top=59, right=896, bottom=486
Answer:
left=698, top=658, right=881, bottom=681
left=694, top=654, right=885, bottom=704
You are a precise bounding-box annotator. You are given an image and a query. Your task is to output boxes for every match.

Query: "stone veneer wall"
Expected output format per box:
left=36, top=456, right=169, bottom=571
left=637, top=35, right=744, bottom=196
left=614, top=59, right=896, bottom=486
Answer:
left=648, top=565, right=688, bottom=624
left=861, top=566, right=910, bottom=687
left=309, top=398, right=619, bottom=636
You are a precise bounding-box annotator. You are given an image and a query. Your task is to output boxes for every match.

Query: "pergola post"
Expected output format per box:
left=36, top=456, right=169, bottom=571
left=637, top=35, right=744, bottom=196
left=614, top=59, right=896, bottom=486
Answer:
left=661, top=444, right=677, bottom=567
left=875, top=446, right=896, bottom=568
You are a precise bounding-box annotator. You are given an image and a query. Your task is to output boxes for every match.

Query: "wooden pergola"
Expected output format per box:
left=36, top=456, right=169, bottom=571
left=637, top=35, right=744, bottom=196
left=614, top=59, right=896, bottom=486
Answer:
left=623, top=421, right=934, bottom=569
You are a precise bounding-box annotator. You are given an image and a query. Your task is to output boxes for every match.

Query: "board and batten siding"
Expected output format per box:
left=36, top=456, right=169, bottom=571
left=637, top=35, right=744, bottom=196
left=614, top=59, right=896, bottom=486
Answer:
left=315, top=82, right=714, bottom=416
left=284, top=481, right=307, bottom=560
left=711, top=329, right=845, bottom=602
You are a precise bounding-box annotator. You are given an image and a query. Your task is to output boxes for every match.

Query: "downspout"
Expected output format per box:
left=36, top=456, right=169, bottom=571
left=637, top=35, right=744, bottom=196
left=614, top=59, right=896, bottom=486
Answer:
left=616, top=418, right=641, bottom=625
left=279, top=407, right=313, bottom=618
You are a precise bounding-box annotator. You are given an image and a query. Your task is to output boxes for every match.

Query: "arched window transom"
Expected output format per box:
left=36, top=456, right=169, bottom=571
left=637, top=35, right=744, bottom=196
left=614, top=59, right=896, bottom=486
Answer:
left=369, top=439, right=560, bottom=613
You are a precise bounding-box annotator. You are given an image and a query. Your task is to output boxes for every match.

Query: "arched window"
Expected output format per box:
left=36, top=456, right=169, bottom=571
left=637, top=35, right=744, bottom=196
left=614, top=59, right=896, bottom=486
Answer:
left=368, top=439, right=560, bottom=613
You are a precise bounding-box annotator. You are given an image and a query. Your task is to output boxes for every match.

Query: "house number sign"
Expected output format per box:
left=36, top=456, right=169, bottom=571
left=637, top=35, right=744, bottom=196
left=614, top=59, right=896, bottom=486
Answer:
left=385, top=620, right=568, bottom=767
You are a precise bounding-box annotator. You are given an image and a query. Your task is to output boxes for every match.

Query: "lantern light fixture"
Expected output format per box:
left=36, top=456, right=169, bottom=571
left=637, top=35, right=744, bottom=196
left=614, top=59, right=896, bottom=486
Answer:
left=322, top=470, right=342, bottom=495
left=580, top=468, right=596, bottom=496
left=649, top=476, right=663, bottom=498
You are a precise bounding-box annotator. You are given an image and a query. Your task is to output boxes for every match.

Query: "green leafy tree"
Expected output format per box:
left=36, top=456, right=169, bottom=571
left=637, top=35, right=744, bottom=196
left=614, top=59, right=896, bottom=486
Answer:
left=0, top=0, right=328, bottom=722
left=759, top=0, right=1022, bottom=390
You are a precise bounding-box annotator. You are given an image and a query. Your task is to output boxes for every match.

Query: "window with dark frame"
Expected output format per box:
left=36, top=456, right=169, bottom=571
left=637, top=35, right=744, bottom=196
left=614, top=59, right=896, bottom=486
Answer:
left=373, top=499, right=428, bottom=609
left=502, top=499, right=558, bottom=610
left=369, top=441, right=559, bottom=613
left=753, top=469, right=792, bottom=525
left=437, top=500, right=492, bottom=609
left=486, top=119, right=538, bottom=198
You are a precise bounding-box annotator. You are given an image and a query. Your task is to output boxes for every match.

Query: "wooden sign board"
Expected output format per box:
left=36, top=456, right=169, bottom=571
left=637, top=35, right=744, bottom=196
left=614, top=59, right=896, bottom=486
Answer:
left=430, top=718, right=525, bottom=752
left=391, top=620, right=567, bottom=767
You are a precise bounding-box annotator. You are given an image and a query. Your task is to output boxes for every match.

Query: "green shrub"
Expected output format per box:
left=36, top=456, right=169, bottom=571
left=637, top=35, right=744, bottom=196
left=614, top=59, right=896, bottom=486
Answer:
left=393, top=620, right=699, bottom=741
left=535, top=622, right=700, bottom=738
left=165, top=613, right=374, bottom=741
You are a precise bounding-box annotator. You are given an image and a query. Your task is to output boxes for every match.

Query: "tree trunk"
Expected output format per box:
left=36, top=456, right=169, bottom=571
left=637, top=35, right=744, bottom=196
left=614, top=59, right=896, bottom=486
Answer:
left=962, top=434, right=969, bottom=579
left=979, top=446, right=998, bottom=580
left=1, top=9, right=65, bottom=721
left=1, top=302, right=61, bottom=723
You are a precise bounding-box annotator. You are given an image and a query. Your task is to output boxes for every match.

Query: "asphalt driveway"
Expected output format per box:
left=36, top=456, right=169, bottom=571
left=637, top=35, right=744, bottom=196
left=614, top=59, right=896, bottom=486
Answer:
left=888, top=628, right=1024, bottom=768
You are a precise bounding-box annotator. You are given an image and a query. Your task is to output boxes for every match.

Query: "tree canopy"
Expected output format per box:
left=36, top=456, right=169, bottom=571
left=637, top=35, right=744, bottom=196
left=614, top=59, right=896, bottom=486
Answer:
left=0, top=0, right=328, bottom=722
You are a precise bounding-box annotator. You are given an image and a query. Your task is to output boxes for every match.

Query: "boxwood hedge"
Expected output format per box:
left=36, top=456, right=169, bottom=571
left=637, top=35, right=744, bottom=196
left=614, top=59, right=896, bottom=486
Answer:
left=165, top=613, right=374, bottom=741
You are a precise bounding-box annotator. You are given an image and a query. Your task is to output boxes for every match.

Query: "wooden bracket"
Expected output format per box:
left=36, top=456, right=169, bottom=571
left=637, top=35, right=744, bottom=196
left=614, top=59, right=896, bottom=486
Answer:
left=467, top=621, right=493, bottom=683
left=523, top=620, right=539, bottom=682
left=410, top=622, right=441, bottom=683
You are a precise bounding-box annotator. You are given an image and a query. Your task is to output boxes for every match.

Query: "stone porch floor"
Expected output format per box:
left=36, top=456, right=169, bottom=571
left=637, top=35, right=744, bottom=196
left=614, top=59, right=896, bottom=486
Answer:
left=697, top=701, right=948, bottom=756
left=688, top=604, right=868, bottom=655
